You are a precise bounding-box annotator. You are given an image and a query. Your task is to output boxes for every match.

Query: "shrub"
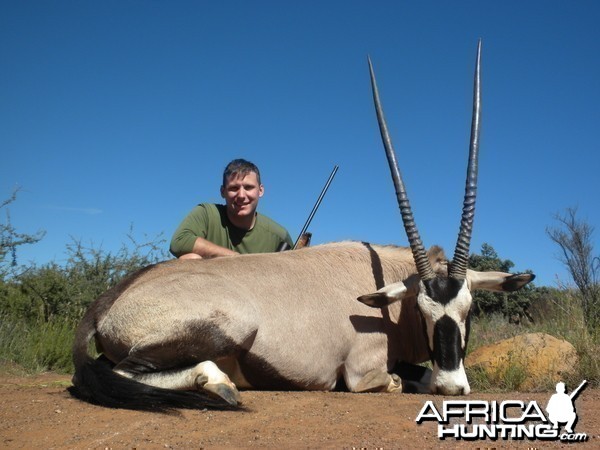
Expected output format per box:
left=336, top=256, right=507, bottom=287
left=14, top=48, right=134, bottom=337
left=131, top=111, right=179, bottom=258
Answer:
left=0, top=229, right=169, bottom=373
left=469, top=243, right=540, bottom=323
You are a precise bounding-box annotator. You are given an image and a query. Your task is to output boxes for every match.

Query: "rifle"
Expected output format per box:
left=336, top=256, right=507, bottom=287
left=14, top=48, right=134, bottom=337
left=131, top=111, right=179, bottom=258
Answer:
left=569, top=380, right=587, bottom=400
left=277, top=165, right=339, bottom=251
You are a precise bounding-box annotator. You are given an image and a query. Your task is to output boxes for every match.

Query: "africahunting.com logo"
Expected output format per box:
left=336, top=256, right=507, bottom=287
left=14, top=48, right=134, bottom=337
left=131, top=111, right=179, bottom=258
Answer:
left=416, top=380, right=589, bottom=443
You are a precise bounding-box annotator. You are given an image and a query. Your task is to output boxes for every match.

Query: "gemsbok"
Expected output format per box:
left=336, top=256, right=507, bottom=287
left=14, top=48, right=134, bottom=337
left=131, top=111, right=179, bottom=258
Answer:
left=70, top=41, right=535, bottom=410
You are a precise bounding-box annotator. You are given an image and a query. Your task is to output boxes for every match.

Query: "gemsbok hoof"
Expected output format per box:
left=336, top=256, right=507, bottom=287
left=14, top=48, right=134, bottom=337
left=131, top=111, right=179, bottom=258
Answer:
left=356, top=369, right=400, bottom=393
left=204, top=383, right=241, bottom=407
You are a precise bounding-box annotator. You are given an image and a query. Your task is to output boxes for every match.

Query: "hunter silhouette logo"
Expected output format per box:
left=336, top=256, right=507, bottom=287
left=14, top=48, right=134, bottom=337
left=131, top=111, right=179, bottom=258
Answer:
left=415, top=380, right=589, bottom=442
left=546, top=380, right=587, bottom=434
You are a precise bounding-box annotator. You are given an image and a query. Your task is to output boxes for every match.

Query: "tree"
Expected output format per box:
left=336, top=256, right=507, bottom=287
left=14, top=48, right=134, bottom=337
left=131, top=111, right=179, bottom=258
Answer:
left=0, top=188, right=45, bottom=277
left=1, top=227, right=169, bottom=322
left=547, top=207, right=599, bottom=330
left=469, top=243, right=537, bottom=323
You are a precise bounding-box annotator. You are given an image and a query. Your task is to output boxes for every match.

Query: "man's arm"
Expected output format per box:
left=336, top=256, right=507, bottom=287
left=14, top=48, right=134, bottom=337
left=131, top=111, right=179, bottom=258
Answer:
left=189, top=237, right=237, bottom=258
left=170, top=204, right=237, bottom=259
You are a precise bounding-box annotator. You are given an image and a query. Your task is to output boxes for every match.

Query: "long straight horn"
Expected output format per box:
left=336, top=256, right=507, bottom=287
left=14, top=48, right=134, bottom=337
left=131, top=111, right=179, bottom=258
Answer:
left=368, top=57, right=435, bottom=281
left=449, top=40, right=482, bottom=280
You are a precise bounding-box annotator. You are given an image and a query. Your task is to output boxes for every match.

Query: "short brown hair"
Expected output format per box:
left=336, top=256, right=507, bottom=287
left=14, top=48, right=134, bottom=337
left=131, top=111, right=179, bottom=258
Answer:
left=222, top=159, right=261, bottom=186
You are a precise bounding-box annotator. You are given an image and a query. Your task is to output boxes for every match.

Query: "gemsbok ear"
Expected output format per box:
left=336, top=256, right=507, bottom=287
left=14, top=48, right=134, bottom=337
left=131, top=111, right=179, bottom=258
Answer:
left=357, top=281, right=409, bottom=308
left=467, top=270, right=535, bottom=292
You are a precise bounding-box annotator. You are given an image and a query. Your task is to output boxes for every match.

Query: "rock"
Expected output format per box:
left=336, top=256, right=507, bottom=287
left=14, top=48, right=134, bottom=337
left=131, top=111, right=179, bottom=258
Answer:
left=465, top=333, right=578, bottom=391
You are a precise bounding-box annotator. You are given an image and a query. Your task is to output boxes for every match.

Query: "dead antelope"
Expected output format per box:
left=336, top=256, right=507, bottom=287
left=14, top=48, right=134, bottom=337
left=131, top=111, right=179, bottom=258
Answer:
left=70, top=41, right=534, bottom=410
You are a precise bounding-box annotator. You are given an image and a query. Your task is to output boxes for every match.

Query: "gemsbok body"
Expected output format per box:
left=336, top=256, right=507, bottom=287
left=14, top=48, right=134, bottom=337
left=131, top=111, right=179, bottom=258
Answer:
left=70, top=41, right=535, bottom=410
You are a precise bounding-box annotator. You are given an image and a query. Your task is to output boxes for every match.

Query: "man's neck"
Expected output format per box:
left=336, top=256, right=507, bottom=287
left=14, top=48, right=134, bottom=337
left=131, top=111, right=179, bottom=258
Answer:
left=227, top=211, right=257, bottom=231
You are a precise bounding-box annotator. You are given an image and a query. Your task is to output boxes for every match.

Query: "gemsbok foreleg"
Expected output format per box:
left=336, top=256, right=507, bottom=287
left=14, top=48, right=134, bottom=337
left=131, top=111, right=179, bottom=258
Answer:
left=114, top=358, right=241, bottom=406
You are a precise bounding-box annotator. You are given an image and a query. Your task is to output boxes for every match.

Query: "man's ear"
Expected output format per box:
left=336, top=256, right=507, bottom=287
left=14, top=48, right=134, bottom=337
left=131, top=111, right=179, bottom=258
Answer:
left=220, top=185, right=226, bottom=199
left=357, top=281, right=409, bottom=308
left=258, top=184, right=264, bottom=198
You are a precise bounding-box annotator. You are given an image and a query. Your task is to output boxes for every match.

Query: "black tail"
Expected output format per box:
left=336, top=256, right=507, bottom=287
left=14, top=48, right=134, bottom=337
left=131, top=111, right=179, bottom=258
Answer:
left=69, top=355, right=236, bottom=412
left=70, top=293, right=238, bottom=412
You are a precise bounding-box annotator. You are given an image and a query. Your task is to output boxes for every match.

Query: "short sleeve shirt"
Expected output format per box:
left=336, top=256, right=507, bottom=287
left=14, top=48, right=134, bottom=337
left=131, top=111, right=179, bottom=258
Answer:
left=170, top=203, right=293, bottom=257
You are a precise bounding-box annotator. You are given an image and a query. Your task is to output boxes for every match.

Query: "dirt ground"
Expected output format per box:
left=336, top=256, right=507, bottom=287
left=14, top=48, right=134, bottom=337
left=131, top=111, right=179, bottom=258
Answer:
left=1, top=373, right=598, bottom=449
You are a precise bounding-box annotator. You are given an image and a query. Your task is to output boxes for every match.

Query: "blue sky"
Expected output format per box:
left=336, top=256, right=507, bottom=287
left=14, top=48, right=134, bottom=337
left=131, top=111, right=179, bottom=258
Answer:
left=1, top=1, right=599, bottom=287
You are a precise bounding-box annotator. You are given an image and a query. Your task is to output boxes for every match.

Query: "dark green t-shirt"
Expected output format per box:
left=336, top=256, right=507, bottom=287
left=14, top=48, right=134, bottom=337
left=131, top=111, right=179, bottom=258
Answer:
left=170, top=203, right=293, bottom=257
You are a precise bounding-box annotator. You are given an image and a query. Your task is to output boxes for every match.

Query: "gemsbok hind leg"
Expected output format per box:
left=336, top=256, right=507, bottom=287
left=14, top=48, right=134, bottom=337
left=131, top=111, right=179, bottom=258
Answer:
left=114, top=359, right=241, bottom=406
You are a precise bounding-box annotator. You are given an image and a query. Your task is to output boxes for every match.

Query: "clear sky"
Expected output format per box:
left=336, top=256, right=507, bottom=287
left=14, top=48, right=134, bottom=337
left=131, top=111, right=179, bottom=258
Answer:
left=1, top=1, right=599, bottom=287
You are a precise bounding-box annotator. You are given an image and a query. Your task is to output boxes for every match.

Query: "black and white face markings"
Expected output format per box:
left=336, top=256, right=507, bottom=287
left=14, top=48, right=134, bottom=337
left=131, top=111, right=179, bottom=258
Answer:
left=417, top=276, right=472, bottom=395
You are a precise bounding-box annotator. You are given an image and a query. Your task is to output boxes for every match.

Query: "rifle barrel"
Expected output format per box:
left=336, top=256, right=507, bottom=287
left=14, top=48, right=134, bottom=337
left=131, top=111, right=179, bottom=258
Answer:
left=293, top=165, right=339, bottom=249
left=569, top=379, right=587, bottom=399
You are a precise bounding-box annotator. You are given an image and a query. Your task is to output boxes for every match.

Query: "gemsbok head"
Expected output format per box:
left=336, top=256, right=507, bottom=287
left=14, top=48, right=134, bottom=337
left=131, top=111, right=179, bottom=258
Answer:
left=358, top=41, right=533, bottom=395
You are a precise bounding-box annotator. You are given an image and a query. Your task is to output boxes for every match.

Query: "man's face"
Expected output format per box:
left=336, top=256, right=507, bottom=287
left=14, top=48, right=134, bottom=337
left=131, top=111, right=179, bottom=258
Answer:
left=220, top=171, right=264, bottom=221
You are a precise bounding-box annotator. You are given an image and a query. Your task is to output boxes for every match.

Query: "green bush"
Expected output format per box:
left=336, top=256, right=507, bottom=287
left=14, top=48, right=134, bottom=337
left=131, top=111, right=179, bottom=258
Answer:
left=0, top=315, right=75, bottom=373
left=467, top=288, right=599, bottom=390
left=469, top=243, right=540, bottom=323
left=1, top=232, right=168, bottom=320
left=0, top=229, right=169, bottom=374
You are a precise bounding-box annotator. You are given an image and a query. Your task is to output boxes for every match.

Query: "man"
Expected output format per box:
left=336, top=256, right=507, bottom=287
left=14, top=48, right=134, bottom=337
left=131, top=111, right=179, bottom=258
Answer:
left=546, top=382, right=580, bottom=434
left=170, top=159, right=293, bottom=259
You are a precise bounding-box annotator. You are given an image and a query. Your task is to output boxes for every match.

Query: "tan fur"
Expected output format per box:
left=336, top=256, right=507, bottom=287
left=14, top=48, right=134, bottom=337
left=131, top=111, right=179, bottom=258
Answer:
left=72, top=240, right=532, bottom=403
left=427, top=245, right=448, bottom=275
left=75, top=242, right=429, bottom=394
